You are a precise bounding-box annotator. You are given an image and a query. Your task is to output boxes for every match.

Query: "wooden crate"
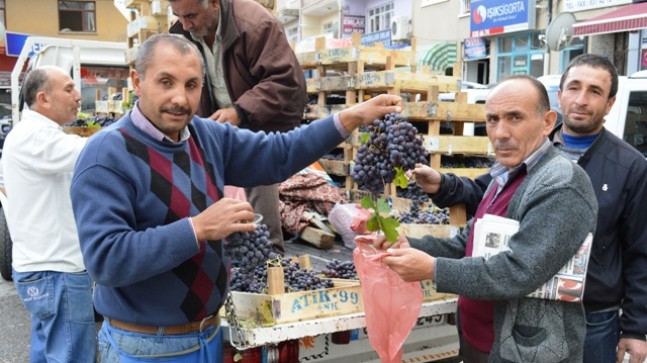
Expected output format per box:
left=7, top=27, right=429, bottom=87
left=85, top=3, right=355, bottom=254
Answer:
left=354, top=71, right=458, bottom=93
left=305, top=104, right=350, bottom=120
left=439, top=168, right=490, bottom=179
left=224, top=279, right=363, bottom=326
left=318, top=158, right=349, bottom=176
left=403, top=101, right=486, bottom=122
left=424, top=135, right=492, bottom=155
left=420, top=280, right=457, bottom=302
left=398, top=223, right=459, bottom=239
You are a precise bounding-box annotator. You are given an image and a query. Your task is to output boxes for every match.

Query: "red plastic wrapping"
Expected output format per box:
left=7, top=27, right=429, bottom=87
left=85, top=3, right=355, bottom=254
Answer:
left=353, top=235, right=423, bottom=363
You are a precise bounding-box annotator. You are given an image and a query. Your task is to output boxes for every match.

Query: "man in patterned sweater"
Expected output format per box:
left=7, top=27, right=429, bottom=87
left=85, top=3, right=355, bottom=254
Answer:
left=70, top=34, right=401, bottom=362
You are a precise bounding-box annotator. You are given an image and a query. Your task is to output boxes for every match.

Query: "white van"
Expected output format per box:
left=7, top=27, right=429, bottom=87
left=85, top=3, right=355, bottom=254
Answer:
left=604, top=71, right=647, bottom=157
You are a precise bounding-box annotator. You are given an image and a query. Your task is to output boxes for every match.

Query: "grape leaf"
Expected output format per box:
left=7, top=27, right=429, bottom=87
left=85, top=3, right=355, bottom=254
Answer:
left=376, top=198, right=391, bottom=215
left=380, top=216, right=401, bottom=243
left=360, top=195, right=375, bottom=210
left=366, top=214, right=380, bottom=232
left=359, top=132, right=370, bottom=145
left=394, top=167, right=409, bottom=188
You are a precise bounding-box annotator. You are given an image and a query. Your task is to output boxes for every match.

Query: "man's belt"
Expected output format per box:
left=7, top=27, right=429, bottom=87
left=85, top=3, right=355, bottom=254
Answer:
left=108, top=315, right=220, bottom=335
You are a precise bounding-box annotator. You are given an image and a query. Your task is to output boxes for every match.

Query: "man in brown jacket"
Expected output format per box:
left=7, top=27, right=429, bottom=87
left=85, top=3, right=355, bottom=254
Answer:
left=169, top=0, right=307, bottom=254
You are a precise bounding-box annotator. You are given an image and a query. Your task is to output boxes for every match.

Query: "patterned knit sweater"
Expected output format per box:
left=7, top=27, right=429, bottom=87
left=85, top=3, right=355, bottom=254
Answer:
left=411, top=147, right=598, bottom=362
left=71, top=113, right=344, bottom=325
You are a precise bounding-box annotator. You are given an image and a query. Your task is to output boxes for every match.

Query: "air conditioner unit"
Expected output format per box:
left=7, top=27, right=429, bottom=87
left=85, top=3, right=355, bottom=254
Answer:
left=391, top=16, right=411, bottom=41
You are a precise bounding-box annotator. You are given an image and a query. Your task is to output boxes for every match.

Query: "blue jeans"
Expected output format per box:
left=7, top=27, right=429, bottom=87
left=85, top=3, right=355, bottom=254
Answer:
left=13, top=269, right=96, bottom=363
left=99, top=320, right=223, bottom=363
left=583, top=309, right=620, bottom=363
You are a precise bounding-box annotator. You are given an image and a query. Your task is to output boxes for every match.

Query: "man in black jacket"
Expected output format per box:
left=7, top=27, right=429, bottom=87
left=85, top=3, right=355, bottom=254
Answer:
left=414, top=55, right=647, bottom=363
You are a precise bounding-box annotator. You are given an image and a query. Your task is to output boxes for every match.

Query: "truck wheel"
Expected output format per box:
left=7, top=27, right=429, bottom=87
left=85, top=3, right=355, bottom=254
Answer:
left=0, top=208, right=12, bottom=281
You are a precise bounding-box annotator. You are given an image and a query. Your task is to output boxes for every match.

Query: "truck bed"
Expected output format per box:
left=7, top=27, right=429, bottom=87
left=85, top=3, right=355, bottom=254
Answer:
left=283, top=237, right=354, bottom=270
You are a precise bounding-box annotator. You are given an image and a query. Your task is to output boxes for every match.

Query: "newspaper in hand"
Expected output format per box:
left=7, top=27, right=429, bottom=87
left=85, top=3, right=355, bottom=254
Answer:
left=472, top=214, right=593, bottom=303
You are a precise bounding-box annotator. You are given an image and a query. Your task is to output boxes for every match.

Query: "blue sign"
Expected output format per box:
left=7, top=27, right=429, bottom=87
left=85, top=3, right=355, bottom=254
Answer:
left=361, top=30, right=411, bottom=49
left=470, top=0, right=536, bottom=37
left=361, top=30, right=391, bottom=47
left=5, top=31, right=44, bottom=57
left=464, top=37, right=487, bottom=59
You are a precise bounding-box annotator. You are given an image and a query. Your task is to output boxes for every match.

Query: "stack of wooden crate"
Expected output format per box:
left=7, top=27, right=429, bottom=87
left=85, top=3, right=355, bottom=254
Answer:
left=95, top=87, right=130, bottom=116
left=298, top=33, right=459, bottom=190
left=124, top=0, right=171, bottom=65
left=296, top=34, right=493, bottom=234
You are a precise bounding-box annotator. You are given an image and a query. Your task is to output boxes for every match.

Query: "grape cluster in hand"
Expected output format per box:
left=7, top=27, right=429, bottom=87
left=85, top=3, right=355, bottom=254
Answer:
left=351, top=113, right=428, bottom=195
left=224, top=224, right=278, bottom=273
left=321, top=259, right=357, bottom=280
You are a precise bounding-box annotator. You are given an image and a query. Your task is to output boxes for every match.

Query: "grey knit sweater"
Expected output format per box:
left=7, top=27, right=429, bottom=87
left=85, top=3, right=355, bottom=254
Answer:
left=412, top=146, right=598, bottom=362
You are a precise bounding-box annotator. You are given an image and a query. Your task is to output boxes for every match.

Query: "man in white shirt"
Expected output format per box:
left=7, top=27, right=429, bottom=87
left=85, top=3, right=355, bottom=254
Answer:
left=1, top=66, right=95, bottom=362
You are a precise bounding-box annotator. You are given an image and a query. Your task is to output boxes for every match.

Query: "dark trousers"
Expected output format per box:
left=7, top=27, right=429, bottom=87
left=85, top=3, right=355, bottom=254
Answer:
left=583, top=309, right=620, bottom=363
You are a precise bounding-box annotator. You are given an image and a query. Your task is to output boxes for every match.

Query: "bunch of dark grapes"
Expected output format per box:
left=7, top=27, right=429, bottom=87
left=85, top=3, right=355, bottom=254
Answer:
left=229, top=265, right=267, bottom=293
left=351, top=113, right=428, bottom=195
left=399, top=204, right=450, bottom=225
left=229, top=258, right=334, bottom=293
left=397, top=181, right=430, bottom=203
left=224, top=224, right=278, bottom=273
left=320, top=259, right=357, bottom=280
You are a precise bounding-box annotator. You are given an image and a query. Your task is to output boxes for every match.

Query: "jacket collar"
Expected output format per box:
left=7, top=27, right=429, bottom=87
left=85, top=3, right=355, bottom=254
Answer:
left=550, top=122, right=609, bottom=164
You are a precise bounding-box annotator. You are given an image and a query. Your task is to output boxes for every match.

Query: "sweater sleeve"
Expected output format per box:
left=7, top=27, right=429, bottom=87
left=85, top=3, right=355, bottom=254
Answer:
left=215, top=116, right=345, bottom=187
left=432, top=172, right=490, bottom=217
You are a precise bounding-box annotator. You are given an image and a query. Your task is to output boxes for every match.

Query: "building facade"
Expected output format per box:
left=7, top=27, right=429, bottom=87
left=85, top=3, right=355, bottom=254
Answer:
left=276, top=0, right=647, bottom=84
left=0, top=0, right=128, bottom=92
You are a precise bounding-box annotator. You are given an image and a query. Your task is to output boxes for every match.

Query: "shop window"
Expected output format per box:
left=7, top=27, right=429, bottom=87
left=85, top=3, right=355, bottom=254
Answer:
left=367, top=2, right=393, bottom=33
left=460, top=0, right=471, bottom=15
left=560, top=38, right=586, bottom=73
left=59, top=1, right=96, bottom=32
left=499, top=37, right=513, bottom=53
left=497, top=32, right=544, bottom=81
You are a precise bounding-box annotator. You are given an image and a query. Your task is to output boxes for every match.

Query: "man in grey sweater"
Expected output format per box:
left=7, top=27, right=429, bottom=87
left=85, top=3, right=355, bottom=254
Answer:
left=373, top=76, right=598, bottom=362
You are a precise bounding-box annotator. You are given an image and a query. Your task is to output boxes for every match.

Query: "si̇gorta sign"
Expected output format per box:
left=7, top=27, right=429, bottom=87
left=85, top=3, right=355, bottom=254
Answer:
left=5, top=31, right=45, bottom=57
left=470, top=0, right=536, bottom=37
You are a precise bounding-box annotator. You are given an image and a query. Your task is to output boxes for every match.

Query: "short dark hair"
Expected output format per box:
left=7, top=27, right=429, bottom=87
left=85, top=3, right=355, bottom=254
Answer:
left=498, top=75, right=551, bottom=115
left=22, top=68, right=53, bottom=107
left=135, top=34, right=204, bottom=78
left=560, top=54, right=619, bottom=99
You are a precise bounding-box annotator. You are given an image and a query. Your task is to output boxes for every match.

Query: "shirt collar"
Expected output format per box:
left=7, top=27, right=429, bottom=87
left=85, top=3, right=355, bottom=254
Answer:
left=131, top=103, right=190, bottom=143
left=21, top=109, right=64, bottom=129
left=490, top=138, right=552, bottom=187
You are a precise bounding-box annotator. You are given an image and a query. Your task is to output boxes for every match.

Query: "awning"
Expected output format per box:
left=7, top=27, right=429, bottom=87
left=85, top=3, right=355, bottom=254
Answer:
left=573, top=2, right=647, bottom=37
left=421, top=42, right=457, bottom=72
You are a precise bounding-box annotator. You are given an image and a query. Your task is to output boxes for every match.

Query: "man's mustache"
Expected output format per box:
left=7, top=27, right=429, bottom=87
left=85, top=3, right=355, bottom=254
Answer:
left=161, top=106, right=191, bottom=114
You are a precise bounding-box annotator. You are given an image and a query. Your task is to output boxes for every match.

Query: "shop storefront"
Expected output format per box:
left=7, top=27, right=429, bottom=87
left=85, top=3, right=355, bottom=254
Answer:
left=469, top=0, right=539, bottom=82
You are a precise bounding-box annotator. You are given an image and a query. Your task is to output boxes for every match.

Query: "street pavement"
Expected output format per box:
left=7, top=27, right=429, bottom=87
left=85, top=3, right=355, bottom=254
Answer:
left=0, top=277, right=30, bottom=363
